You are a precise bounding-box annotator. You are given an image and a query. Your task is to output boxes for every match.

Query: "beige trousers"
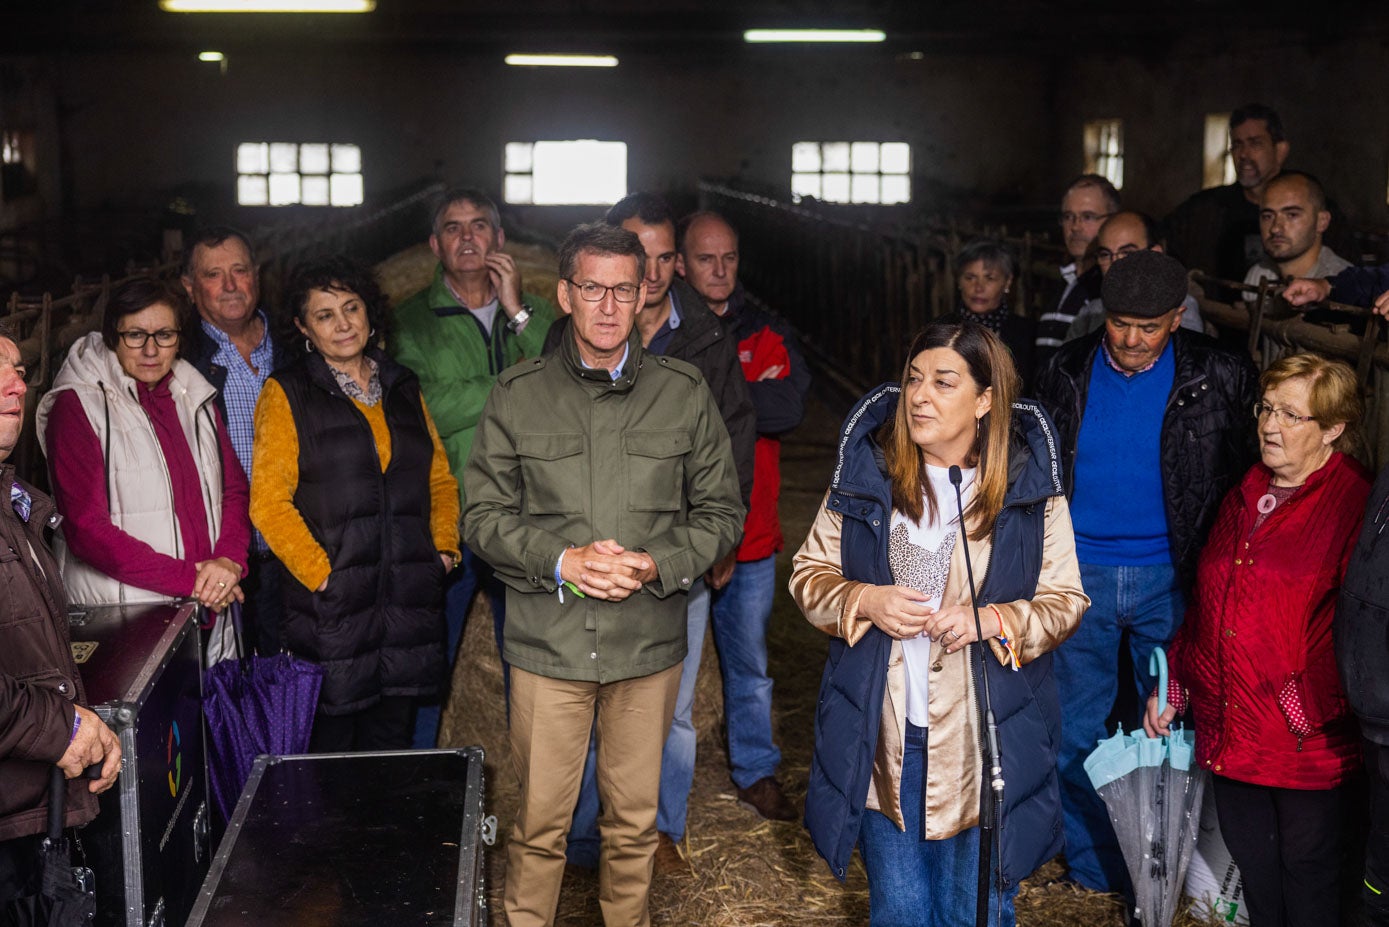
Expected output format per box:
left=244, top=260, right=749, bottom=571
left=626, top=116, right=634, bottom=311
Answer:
left=504, top=662, right=681, bottom=927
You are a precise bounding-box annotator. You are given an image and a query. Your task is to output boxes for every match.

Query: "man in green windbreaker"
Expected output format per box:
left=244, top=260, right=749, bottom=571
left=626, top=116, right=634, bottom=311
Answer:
left=390, top=186, right=556, bottom=748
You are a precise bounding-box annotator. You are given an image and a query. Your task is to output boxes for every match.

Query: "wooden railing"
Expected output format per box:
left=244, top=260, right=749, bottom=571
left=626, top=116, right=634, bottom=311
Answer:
left=1, top=181, right=446, bottom=484
left=698, top=182, right=1388, bottom=467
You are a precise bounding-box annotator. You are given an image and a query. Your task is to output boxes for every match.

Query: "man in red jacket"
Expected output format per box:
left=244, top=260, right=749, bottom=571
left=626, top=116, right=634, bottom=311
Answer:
left=671, top=212, right=811, bottom=827
left=0, top=321, right=120, bottom=904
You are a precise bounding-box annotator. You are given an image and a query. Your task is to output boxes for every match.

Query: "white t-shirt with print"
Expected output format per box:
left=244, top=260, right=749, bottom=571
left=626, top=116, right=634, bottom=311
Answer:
left=888, top=464, right=976, bottom=727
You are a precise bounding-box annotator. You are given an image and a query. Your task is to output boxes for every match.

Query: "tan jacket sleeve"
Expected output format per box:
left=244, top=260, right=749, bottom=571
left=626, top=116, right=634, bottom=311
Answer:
left=789, top=491, right=877, bottom=646
left=987, top=495, right=1089, bottom=666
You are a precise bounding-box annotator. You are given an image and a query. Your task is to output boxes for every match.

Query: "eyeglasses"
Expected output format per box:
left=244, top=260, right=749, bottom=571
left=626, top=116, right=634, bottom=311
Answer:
left=565, top=279, right=640, bottom=303
left=116, top=328, right=180, bottom=348
left=1059, top=211, right=1111, bottom=226
left=1253, top=402, right=1315, bottom=428
left=1096, top=244, right=1142, bottom=264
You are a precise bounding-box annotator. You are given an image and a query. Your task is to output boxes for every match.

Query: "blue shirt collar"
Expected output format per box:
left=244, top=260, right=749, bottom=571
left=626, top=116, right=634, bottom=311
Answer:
left=579, top=341, right=631, bottom=382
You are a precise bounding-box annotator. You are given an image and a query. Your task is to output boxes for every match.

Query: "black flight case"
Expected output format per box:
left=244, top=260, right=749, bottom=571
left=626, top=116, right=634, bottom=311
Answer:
left=186, top=748, right=488, bottom=927
left=70, top=601, right=210, bottom=927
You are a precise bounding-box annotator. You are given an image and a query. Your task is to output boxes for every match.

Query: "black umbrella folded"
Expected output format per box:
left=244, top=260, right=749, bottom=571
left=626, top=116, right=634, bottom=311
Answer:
left=0, top=766, right=96, bottom=927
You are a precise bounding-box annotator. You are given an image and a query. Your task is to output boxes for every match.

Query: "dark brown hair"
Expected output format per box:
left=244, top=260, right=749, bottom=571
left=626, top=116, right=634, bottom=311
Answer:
left=884, top=323, right=1019, bottom=540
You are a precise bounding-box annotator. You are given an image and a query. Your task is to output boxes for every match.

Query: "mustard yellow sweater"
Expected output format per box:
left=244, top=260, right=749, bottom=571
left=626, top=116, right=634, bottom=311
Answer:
left=249, top=378, right=461, bottom=591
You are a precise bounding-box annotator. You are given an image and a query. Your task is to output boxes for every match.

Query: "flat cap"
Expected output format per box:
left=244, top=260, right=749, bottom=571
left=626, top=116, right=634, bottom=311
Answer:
left=1101, top=250, right=1189, bottom=319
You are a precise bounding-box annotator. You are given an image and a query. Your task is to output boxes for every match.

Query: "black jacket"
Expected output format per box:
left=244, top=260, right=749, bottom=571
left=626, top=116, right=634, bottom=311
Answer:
left=1033, top=328, right=1259, bottom=591
left=187, top=313, right=296, bottom=423
left=543, top=278, right=757, bottom=506
left=1336, top=464, right=1389, bottom=745
left=273, top=350, right=446, bottom=715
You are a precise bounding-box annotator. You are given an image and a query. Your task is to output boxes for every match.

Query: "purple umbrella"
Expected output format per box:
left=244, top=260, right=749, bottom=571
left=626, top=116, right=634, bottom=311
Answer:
left=204, top=604, right=322, bottom=820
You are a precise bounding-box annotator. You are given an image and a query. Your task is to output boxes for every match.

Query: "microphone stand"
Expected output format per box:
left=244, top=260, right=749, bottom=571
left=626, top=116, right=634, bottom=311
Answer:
left=949, top=464, right=1004, bottom=927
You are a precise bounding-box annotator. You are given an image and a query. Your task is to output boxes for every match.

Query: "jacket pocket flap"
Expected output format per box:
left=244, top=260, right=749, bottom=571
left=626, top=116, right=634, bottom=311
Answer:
left=623, top=430, right=692, bottom=459
left=515, top=433, right=585, bottom=461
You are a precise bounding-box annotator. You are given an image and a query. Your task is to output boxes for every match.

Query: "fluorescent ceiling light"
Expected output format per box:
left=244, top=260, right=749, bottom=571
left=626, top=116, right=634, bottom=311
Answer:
left=161, top=1, right=375, bottom=12
left=198, top=51, right=225, bottom=61
left=744, top=29, right=885, bottom=43
left=505, top=54, right=618, bottom=68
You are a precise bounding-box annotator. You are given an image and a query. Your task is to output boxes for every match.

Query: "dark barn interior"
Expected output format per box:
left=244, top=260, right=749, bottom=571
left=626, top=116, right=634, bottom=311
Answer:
left=4, top=3, right=1389, bottom=925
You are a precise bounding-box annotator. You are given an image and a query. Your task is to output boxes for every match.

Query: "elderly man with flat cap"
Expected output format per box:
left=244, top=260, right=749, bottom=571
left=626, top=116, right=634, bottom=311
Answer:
left=1035, top=250, right=1259, bottom=895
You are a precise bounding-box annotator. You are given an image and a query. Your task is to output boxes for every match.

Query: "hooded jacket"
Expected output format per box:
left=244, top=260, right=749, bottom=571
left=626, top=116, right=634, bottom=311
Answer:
left=790, top=385, right=1088, bottom=885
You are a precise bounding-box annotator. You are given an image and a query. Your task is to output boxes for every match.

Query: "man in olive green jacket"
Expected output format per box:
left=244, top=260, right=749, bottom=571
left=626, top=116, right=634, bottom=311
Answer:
left=463, top=223, right=744, bottom=927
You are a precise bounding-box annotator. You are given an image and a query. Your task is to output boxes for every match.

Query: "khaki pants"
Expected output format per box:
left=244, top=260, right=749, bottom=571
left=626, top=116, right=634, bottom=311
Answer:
left=504, top=662, right=681, bottom=927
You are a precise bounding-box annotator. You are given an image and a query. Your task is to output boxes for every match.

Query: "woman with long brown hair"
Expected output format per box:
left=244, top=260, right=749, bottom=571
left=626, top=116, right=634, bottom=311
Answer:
left=791, top=322, right=1088, bottom=926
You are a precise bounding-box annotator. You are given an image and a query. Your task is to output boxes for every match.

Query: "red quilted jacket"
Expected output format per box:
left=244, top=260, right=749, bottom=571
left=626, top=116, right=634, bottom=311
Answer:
left=1169, top=452, right=1370, bottom=788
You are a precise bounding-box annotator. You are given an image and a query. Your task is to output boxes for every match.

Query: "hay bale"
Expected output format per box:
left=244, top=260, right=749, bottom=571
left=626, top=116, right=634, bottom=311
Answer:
left=374, top=241, right=561, bottom=312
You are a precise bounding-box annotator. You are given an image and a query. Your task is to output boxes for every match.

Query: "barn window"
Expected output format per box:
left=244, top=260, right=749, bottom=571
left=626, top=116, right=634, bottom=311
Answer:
left=503, top=140, right=627, bottom=205
left=1204, top=113, right=1236, bottom=189
left=236, top=142, right=363, bottom=207
left=791, top=141, right=911, bottom=204
left=1, top=130, right=38, bottom=202
left=1083, top=119, right=1124, bottom=190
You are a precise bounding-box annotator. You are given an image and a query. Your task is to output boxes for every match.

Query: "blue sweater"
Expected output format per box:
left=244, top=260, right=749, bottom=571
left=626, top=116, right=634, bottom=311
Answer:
left=1070, top=343, right=1174, bottom=565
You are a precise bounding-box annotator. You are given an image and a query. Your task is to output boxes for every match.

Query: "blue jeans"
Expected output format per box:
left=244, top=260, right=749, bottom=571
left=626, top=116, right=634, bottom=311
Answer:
left=858, top=724, right=1018, bottom=927
left=1055, top=561, right=1184, bottom=894
left=709, top=555, right=781, bottom=789
left=411, top=546, right=507, bottom=749
left=567, top=581, right=710, bottom=866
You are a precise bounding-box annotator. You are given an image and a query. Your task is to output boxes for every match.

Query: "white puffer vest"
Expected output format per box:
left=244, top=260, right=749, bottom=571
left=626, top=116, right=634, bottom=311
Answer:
left=36, top=332, right=224, bottom=606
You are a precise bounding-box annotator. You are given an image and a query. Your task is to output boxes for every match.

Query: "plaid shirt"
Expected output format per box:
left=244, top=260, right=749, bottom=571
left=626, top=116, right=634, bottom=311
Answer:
left=202, top=312, right=274, bottom=548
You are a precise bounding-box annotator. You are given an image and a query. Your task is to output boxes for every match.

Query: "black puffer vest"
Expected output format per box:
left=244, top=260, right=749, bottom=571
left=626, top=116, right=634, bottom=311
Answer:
left=274, top=350, right=446, bottom=715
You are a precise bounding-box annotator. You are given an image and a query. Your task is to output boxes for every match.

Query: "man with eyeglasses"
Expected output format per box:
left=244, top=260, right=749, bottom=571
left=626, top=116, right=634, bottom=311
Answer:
left=1063, top=211, right=1205, bottom=341
left=183, top=227, right=295, bottom=655
left=1035, top=250, right=1258, bottom=896
left=390, top=186, right=556, bottom=749
left=1035, top=174, right=1121, bottom=367
left=464, top=222, right=744, bottom=927
left=544, top=194, right=756, bottom=876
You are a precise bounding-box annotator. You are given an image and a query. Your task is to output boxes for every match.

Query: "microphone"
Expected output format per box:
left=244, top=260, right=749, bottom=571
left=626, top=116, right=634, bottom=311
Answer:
left=949, top=464, right=1005, bottom=927
left=948, top=466, right=1003, bottom=800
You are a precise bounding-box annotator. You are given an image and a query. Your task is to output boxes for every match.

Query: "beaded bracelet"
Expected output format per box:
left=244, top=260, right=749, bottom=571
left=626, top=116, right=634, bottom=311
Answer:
left=988, top=604, right=1020, bottom=671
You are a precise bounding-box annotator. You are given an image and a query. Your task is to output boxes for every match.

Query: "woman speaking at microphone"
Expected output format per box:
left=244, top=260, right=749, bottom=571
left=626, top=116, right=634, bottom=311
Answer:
left=790, top=322, right=1089, bottom=926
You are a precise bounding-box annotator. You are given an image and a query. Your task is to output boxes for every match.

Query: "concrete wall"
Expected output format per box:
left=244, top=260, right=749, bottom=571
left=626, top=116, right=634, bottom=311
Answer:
left=1056, top=31, right=1389, bottom=231
left=6, top=27, right=1387, bottom=250
left=39, top=46, right=1055, bottom=239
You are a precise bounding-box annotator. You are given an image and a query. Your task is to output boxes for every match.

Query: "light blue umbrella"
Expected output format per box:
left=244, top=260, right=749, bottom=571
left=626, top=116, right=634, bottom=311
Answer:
left=1083, top=647, right=1207, bottom=927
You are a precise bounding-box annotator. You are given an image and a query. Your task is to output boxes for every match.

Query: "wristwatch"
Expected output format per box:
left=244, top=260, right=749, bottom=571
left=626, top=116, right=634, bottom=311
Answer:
left=506, top=303, right=533, bottom=333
